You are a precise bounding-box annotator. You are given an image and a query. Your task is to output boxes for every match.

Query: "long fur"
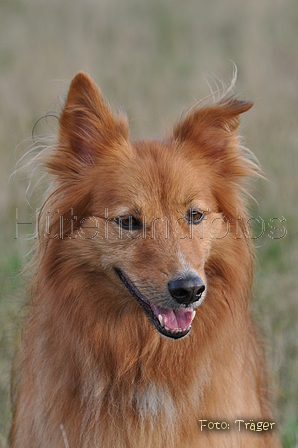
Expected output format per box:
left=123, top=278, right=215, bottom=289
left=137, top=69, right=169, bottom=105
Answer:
left=10, top=73, right=280, bottom=447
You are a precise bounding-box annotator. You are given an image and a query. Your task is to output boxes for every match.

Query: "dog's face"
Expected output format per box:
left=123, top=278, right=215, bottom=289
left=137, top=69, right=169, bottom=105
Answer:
left=86, top=140, right=220, bottom=339
left=47, top=72, right=254, bottom=340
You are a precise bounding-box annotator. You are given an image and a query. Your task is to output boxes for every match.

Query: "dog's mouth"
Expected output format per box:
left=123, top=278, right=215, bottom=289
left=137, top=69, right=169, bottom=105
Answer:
left=115, top=268, right=195, bottom=340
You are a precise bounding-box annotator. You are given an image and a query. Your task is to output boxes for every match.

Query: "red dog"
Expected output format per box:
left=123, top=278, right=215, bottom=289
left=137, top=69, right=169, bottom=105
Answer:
left=10, top=73, right=280, bottom=447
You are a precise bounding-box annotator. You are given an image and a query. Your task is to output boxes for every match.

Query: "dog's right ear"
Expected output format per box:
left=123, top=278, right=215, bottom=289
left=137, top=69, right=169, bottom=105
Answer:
left=49, top=73, right=129, bottom=175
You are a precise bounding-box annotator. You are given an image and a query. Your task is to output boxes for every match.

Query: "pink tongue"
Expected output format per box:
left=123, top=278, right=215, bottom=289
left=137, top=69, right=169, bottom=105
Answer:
left=152, top=305, right=194, bottom=331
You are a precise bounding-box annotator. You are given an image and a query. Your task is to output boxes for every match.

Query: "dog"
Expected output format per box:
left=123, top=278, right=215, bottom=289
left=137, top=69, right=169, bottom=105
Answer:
left=10, top=72, right=280, bottom=447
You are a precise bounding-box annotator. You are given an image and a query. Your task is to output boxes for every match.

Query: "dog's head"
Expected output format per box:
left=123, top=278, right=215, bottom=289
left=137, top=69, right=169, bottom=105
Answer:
left=43, top=72, right=257, bottom=340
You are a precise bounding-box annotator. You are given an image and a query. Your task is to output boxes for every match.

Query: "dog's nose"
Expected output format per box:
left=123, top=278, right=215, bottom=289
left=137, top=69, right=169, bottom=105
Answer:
left=168, top=275, right=205, bottom=305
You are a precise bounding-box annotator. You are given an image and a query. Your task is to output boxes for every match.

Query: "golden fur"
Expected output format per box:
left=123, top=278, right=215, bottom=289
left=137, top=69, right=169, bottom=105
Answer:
left=10, top=73, right=280, bottom=447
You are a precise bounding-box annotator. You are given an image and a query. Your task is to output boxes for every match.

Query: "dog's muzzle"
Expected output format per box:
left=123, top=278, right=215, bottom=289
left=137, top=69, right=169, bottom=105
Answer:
left=115, top=269, right=205, bottom=339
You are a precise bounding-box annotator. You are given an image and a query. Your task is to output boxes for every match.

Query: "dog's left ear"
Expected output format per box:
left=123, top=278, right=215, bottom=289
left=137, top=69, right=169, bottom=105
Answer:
left=173, top=96, right=254, bottom=179
left=49, top=72, right=129, bottom=175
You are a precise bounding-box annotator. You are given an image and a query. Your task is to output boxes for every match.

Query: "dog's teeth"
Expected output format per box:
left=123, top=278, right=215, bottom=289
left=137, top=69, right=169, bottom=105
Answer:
left=192, top=310, right=196, bottom=320
left=158, top=314, right=164, bottom=327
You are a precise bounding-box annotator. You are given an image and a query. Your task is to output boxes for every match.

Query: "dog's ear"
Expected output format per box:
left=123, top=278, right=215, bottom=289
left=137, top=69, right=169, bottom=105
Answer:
left=173, top=96, right=254, bottom=179
left=52, top=72, right=129, bottom=174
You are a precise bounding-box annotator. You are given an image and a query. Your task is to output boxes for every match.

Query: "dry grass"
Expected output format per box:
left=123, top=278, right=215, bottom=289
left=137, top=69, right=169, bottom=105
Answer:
left=1, top=0, right=297, bottom=446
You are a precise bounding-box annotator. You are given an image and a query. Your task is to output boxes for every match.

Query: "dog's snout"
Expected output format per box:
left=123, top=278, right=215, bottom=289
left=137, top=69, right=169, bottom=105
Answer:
left=168, top=275, right=205, bottom=305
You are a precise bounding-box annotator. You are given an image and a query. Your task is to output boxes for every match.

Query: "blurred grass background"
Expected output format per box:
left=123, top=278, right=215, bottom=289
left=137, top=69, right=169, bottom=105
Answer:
left=0, top=0, right=297, bottom=446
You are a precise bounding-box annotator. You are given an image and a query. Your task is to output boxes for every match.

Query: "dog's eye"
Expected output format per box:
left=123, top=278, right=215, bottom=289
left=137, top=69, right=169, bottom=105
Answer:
left=186, top=209, right=204, bottom=224
left=115, top=216, right=142, bottom=231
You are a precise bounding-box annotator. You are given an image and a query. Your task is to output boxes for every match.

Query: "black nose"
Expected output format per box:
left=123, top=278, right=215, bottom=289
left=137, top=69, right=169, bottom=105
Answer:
left=168, top=275, right=205, bottom=305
